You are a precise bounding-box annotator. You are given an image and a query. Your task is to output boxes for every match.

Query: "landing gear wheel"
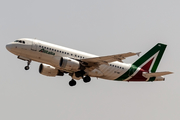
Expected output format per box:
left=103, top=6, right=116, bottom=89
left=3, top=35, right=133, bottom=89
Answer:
left=24, top=60, right=31, bottom=70
left=69, top=79, right=76, bottom=86
left=24, top=66, right=29, bottom=70
left=83, top=76, right=91, bottom=83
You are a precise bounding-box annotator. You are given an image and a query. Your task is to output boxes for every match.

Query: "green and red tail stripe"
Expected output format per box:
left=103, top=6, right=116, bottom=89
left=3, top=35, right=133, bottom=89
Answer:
left=115, top=43, right=167, bottom=81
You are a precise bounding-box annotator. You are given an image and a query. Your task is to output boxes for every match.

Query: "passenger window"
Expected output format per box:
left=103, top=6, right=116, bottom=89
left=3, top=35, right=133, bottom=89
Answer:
left=49, top=48, right=51, bottom=50
left=23, top=41, right=25, bottom=44
left=47, top=47, right=49, bottom=49
left=60, top=51, right=61, bottom=53
left=57, top=50, right=59, bottom=52
left=52, top=49, right=54, bottom=51
left=39, top=45, right=41, bottom=47
left=67, top=53, right=69, bottom=55
left=62, top=51, right=64, bottom=53
left=65, top=52, right=66, bottom=54
left=71, top=54, right=73, bottom=56
left=44, top=47, right=46, bottom=49
left=55, top=49, right=56, bottom=51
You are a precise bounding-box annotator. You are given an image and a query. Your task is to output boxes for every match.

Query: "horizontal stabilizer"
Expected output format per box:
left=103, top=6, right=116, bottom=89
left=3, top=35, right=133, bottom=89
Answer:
left=143, top=71, right=173, bottom=78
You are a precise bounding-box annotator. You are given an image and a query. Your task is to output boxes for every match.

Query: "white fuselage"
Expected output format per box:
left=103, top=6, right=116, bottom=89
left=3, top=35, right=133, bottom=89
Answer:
left=6, top=38, right=131, bottom=80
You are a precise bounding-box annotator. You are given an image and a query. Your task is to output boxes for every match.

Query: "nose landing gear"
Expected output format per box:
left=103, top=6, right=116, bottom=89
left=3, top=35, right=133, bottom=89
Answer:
left=24, top=60, right=31, bottom=70
left=25, top=66, right=29, bottom=70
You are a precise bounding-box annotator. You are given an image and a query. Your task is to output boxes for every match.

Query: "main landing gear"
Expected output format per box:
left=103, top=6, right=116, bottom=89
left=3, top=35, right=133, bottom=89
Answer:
left=83, top=75, right=91, bottom=83
left=24, top=60, right=31, bottom=70
left=69, top=79, right=76, bottom=86
left=69, top=75, right=91, bottom=87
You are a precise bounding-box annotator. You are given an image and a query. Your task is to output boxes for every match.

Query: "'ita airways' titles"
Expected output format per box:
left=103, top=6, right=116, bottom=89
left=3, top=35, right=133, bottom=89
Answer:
left=6, top=38, right=173, bottom=86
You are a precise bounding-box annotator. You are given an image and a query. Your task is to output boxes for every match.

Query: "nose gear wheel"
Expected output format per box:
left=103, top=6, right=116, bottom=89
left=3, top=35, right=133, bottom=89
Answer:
left=24, top=60, right=31, bottom=70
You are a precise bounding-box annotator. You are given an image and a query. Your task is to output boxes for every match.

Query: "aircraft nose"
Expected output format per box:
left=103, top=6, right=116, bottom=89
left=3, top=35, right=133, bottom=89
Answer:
left=6, top=43, right=12, bottom=51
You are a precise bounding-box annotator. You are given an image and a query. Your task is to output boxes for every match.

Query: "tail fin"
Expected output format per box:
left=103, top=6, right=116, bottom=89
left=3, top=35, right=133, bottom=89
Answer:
left=133, top=43, right=167, bottom=72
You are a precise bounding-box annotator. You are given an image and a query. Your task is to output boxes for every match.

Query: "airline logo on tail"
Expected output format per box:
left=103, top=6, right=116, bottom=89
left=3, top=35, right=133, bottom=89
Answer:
left=115, top=43, right=172, bottom=81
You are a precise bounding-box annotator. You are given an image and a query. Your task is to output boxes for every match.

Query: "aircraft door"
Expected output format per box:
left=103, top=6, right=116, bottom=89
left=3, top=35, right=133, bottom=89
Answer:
left=31, top=41, right=38, bottom=51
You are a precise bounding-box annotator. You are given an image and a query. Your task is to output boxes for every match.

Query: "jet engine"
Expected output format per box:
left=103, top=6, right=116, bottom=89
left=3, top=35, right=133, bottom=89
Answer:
left=39, top=63, right=64, bottom=77
left=60, top=57, right=85, bottom=71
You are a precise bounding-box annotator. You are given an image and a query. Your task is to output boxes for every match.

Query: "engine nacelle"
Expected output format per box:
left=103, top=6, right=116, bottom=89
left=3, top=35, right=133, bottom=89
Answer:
left=60, top=57, right=85, bottom=71
left=39, top=64, right=64, bottom=77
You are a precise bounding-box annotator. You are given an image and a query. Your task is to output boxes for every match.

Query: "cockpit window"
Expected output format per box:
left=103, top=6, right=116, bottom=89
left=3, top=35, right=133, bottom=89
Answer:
left=14, top=40, right=25, bottom=44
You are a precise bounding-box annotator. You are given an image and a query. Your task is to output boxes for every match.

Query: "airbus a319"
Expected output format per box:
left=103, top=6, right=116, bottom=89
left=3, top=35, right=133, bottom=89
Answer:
left=6, top=38, right=172, bottom=86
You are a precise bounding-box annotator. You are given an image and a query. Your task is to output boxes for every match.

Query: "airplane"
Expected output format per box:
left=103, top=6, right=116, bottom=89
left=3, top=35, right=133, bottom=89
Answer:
left=6, top=38, right=172, bottom=86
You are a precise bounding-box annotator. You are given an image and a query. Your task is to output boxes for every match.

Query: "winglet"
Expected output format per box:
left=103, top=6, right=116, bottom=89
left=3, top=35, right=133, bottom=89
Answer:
left=136, top=52, right=141, bottom=57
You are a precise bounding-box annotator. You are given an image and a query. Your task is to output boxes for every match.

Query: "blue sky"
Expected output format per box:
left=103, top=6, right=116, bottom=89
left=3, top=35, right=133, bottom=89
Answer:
left=0, top=0, right=179, bottom=120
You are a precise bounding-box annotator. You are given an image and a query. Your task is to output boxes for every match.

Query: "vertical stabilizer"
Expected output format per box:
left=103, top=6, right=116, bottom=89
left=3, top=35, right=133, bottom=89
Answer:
left=133, top=43, right=167, bottom=72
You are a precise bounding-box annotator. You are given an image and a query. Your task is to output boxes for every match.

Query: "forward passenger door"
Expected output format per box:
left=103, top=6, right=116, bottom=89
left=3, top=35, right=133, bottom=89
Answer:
left=31, top=41, right=38, bottom=51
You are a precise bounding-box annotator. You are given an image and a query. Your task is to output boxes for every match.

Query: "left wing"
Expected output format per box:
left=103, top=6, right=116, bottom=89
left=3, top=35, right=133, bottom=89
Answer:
left=81, top=52, right=140, bottom=68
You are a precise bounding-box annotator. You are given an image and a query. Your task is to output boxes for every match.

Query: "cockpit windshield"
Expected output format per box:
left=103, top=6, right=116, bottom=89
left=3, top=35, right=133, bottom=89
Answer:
left=14, top=40, right=25, bottom=44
